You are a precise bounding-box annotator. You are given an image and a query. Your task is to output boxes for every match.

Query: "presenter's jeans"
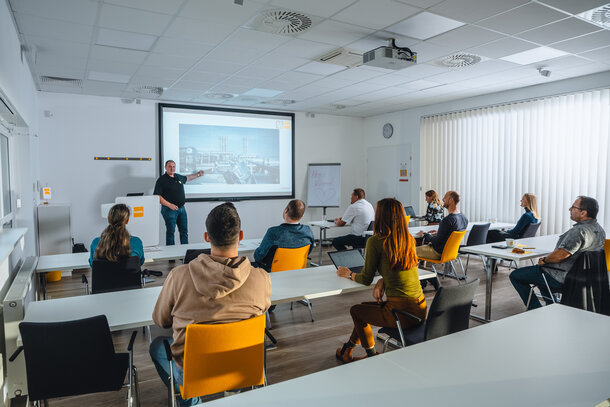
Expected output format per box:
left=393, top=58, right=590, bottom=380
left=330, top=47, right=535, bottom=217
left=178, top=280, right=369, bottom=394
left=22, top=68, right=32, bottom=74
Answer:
left=149, top=337, right=201, bottom=406
left=161, top=206, right=188, bottom=245
left=332, top=234, right=367, bottom=251
left=509, top=265, right=562, bottom=309
left=349, top=295, right=427, bottom=349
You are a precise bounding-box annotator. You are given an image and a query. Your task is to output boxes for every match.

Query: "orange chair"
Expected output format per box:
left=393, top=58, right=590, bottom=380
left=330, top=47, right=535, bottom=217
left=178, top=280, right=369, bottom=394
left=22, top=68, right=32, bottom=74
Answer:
left=270, top=245, right=314, bottom=321
left=269, top=245, right=310, bottom=272
left=418, top=230, right=467, bottom=282
left=604, top=239, right=610, bottom=272
left=405, top=215, right=411, bottom=224
left=165, top=314, right=266, bottom=406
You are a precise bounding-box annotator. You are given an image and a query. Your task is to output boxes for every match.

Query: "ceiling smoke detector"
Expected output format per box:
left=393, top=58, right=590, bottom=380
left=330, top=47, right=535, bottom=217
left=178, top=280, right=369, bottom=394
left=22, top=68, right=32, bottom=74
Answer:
left=133, top=86, right=164, bottom=96
left=245, top=9, right=317, bottom=35
left=435, top=53, right=483, bottom=68
left=578, top=4, right=610, bottom=28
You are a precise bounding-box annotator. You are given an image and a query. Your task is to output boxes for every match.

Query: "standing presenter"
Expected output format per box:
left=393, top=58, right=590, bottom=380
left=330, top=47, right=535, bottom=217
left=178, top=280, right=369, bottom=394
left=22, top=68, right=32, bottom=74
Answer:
left=154, top=160, right=204, bottom=245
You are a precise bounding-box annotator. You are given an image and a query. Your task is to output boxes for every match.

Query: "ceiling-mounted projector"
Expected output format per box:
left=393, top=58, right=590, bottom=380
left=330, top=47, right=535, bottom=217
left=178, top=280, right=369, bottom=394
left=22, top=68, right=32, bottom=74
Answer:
left=363, top=38, right=417, bottom=70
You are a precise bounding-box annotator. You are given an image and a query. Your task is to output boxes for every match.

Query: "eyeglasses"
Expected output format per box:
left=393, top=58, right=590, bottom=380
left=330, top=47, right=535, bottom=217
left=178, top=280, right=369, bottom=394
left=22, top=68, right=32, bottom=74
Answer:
left=570, top=205, right=583, bottom=211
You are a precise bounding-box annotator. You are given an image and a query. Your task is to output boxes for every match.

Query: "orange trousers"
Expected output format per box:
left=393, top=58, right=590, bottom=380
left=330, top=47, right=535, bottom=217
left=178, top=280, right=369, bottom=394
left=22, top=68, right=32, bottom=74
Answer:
left=349, top=295, right=427, bottom=349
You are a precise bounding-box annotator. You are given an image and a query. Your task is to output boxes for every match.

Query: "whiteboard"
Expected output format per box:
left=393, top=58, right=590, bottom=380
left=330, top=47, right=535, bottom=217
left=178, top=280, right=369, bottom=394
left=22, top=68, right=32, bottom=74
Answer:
left=307, top=163, right=340, bottom=207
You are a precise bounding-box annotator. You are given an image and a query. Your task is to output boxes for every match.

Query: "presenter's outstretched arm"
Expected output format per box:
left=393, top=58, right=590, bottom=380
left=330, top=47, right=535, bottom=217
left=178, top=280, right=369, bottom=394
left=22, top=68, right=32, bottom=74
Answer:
left=186, top=170, right=204, bottom=182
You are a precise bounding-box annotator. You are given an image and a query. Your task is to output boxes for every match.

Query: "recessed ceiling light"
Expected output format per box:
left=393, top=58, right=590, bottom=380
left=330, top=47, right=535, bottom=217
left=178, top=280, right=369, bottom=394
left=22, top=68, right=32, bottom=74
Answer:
left=387, top=12, right=465, bottom=40
left=242, top=88, right=284, bottom=98
left=88, top=71, right=132, bottom=83
left=500, top=46, right=569, bottom=65
left=96, top=28, right=157, bottom=52
left=202, top=93, right=235, bottom=99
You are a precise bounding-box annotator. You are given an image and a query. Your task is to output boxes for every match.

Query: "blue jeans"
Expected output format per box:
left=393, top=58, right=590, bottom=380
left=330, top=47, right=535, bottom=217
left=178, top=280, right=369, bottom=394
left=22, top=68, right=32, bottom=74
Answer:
left=161, top=206, right=188, bottom=245
left=149, top=337, right=201, bottom=406
left=509, top=265, right=563, bottom=310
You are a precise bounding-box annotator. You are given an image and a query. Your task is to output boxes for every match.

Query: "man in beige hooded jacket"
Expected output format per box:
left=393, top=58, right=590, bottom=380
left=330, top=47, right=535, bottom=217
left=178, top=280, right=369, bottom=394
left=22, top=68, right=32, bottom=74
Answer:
left=149, top=202, right=271, bottom=406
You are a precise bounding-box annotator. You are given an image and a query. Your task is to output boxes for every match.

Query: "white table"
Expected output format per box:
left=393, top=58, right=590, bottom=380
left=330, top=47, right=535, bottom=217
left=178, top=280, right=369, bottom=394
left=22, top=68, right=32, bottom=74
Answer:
left=22, top=265, right=437, bottom=329
left=461, top=234, right=559, bottom=322
left=308, top=221, right=346, bottom=264
left=205, top=304, right=610, bottom=407
left=365, top=221, right=516, bottom=236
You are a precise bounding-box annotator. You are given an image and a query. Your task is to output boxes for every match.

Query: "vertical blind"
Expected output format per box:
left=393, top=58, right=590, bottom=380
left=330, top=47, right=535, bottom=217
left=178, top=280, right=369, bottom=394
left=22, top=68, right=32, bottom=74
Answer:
left=421, top=89, right=610, bottom=235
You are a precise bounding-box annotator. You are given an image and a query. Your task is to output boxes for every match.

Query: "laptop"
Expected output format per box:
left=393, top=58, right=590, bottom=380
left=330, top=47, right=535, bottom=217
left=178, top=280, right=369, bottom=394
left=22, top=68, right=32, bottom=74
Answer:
left=328, top=249, right=365, bottom=273
left=404, top=205, right=417, bottom=218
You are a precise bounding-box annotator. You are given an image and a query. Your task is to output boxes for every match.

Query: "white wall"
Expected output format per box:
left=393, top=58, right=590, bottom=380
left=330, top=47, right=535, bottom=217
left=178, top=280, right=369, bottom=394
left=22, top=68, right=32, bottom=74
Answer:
left=364, top=71, right=610, bottom=215
left=0, top=0, right=39, bottom=257
left=37, top=93, right=365, bottom=244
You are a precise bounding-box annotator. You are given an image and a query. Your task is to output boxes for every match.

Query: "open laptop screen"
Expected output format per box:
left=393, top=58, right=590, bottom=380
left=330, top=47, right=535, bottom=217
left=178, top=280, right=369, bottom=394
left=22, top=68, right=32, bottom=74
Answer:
left=328, top=249, right=365, bottom=272
left=404, top=206, right=416, bottom=217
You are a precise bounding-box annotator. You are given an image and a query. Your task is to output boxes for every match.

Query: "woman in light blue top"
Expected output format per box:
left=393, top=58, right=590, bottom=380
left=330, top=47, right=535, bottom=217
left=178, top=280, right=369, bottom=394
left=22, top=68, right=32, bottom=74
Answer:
left=487, top=193, right=539, bottom=242
left=89, top=203, right=145, bottom=266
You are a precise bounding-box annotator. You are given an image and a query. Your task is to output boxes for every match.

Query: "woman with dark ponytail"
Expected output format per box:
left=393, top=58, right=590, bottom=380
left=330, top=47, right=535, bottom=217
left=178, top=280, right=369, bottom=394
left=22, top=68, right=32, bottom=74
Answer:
left=89, top=203, right=145, bottom=265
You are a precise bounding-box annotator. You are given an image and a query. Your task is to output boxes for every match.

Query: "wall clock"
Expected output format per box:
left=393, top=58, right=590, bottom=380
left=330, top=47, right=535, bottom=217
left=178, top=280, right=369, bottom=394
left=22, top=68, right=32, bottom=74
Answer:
left=383, top=123, right=393, bottom=139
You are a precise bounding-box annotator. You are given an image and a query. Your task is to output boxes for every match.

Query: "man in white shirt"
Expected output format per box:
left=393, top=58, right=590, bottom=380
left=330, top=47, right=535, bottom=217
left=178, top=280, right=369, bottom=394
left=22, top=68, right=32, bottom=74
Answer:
left=332, top=188, right=375, bottom=251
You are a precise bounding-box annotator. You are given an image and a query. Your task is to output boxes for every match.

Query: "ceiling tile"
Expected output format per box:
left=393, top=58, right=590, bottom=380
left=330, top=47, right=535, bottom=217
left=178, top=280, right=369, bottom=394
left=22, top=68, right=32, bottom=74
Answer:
left=11, top=0, right=98, bottom=25
left=428, top=0, right=529, bottom=23
left=500, top=46, right=569, bottom=65
left=250, top=55, right=310, bottom=71
left=272, top=71, right=324, bottom=86
left=550, top=30, right=610, bottom=54
left=128, top=76, right=176, bottom=88
left=579, top=45, right=610, bottom=63
left=153, top=38, right=215, bottom=56
left=164, top=17, right=236, bottom=44
left=182, top=70, right=231, bottom=83
left=394, top=0, right=444, bottom=8
left=268, top=0, right=358, bottom=18
left=386, top=11, right=464, bottom=40
left=160, top=89, right=203, bottom=101
left=88, top=71, right=132, bottom=83
left=528, top=55, right=592, bottom=71
left=135, top=66, right=184, bottom=81
left=476, top=3, right=569, bottom=35
left=98, top=4, right=172, bottom=36
left=88, top=59, right=141, bottom=76
left=208, top=84, right=254, bottom=95
left=389, top=62, right=448, bottom=79
left=15, top=14, right=93, bottom=43
left=330, top=66, right=387, bottom=81
left=233, top=65, right=285, bottom=80
left=427, top=25, right=505, bottom=50
left=223, top=28, right=291, bottom=51
left=466, top=37, right=538, bottom=59
left=397, top=78, right=444, bottom=90
left=26, top=35, right=89, bottom=59
left=36, top=58, right=88, bottom=78
left=516, top=18, right=601, bottom=45
left=362, top=73, right=412, bottom=86
left=295, top=61, right=347, bottom=75
left=192, top=60, right=246, bottom=75
left=332, top=0, right=420, bottom=30
left=298, top=20, right=374, bottom=46
left=171, top=80, right=216, bottom=91
left=82, top=81, right=127, bottom=95
left=104, top=0, right=184, bottom=15
left=144, top=53, right=200, bottom=70
left=553, top=62, right=610, bottom=77
left=266, top=39, right=337, bottom=59
left=536, top=0, right=609, bottom=15
left=96, top=29, right=157, bottom=52
left=204, top=46, right=269, bottom=66
left=179, top=0, right=263, bottom=24
left=89, top=45, right=149, bottom=65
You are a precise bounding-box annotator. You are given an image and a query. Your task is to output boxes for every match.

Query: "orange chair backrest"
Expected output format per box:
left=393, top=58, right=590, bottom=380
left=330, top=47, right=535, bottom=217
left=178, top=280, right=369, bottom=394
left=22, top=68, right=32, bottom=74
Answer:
left=604, top=239, right=610, bottom=272
left=270, top=245, right=310, bottom=273
left=180, top=314, right=266, bottom=399
left=405, top=215, right=411, bottom=224
left=439, top=230, right=467, bottom=263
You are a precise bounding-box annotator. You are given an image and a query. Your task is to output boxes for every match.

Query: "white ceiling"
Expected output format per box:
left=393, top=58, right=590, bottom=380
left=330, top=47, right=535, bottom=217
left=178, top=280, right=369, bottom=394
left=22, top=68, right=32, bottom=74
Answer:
left=8, top=0, right=610, bottom=117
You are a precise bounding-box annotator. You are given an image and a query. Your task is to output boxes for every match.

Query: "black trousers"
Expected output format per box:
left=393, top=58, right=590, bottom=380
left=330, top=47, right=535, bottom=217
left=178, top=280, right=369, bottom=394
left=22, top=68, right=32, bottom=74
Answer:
left=332, top=234, right=367, bottom=251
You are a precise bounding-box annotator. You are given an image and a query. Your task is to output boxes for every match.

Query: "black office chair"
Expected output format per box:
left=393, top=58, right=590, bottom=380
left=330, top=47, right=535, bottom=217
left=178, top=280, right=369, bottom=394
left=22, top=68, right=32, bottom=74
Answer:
left=10, top=315, right=140, bottom=407
left=379, top=278, right=479, bottom=352
left=183, top=249, right=212, bottom=264
left=521, top=222, right=541, bottom=238
left=82, top=256, right=145, bottom=295
left=458, top=223, right=490, bottom=276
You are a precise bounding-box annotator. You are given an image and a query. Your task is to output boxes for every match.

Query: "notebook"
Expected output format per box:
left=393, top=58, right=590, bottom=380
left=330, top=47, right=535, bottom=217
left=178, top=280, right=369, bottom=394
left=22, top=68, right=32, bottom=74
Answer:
left=328, top=249, right=365, bottom=273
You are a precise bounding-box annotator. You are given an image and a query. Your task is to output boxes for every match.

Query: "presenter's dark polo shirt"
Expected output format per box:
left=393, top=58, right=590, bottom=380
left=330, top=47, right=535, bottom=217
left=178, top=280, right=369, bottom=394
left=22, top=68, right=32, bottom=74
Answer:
left=154, top=173, right=187, bottom=207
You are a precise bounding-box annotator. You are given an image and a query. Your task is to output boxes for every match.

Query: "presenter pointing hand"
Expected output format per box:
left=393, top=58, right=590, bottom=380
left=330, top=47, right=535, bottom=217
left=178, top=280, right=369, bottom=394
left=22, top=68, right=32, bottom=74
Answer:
left=153, top=160, right=204, bottom=245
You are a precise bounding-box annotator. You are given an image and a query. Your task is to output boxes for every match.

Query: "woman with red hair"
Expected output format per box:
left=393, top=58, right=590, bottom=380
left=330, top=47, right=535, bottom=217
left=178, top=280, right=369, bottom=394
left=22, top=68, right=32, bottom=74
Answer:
left=336, top=198, right=426, bottom=362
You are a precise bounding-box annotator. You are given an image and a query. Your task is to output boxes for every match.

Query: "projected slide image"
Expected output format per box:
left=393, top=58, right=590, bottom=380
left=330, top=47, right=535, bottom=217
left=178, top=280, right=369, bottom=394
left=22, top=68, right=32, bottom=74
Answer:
left=179, top=124, right=280, bottom=185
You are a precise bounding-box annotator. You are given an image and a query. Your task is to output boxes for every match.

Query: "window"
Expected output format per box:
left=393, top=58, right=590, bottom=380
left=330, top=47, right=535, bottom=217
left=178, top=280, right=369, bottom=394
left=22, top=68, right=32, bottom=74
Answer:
left=421, top=89, right=610, bottom=235
left=0, top=132, right=11, bottom=225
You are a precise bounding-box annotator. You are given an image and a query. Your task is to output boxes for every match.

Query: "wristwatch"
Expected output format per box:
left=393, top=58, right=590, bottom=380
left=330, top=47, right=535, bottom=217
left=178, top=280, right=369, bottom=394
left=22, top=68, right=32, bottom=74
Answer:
left=349, top=271, right=353, bottom=280
left=541, top=257, right=547, bottom=264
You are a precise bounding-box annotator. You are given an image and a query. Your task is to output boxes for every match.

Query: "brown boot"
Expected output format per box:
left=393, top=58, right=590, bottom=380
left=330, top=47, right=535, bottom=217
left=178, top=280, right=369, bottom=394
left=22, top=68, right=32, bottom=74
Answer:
left=335, top=342, right=355, bottom=363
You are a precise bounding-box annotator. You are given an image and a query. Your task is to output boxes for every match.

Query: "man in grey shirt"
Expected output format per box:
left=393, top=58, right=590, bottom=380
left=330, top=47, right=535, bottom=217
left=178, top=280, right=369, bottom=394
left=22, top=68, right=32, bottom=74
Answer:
left=510, top=195, right=606, bottom=309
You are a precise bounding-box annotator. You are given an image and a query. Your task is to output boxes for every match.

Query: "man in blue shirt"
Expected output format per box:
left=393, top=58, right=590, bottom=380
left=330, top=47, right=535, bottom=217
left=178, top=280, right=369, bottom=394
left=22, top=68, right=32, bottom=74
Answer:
left=153, top=160, right=204, bottom=245
left=254, top=199, right=315, bottom=272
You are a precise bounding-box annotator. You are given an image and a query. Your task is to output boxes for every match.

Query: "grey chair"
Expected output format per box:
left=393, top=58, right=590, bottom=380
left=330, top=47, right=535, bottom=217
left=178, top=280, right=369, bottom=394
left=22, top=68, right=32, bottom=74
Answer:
left=379, top=278, right=479, bottom=352
left=521, top=222, right=541, bottom=238
left=458, top=223, right=490, bottom=276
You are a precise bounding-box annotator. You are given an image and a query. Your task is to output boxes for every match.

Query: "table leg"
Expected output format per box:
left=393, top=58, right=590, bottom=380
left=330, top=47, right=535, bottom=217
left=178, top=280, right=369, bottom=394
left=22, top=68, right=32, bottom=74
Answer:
left=470, top=257, right=496, bottom=323
left=318, top=227, right=324, bottom=264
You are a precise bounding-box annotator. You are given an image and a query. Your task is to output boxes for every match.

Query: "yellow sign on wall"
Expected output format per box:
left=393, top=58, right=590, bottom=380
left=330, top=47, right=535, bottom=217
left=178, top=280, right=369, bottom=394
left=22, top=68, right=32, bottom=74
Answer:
left=133, top=206, right=144, bottom=218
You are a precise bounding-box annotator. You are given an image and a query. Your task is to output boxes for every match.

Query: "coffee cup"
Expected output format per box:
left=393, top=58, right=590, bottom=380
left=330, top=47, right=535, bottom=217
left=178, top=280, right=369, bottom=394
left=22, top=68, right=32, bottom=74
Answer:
left=505, top=238, right=514, bottom=247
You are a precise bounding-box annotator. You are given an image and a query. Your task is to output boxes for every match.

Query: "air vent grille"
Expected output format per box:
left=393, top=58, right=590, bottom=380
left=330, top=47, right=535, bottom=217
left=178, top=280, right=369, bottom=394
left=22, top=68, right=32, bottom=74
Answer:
left=578, top=5, right=610, bottom=28
left=260, top=99, right=296, bottom=105
left=434, top=53, right=483, bottom=68
left=133, top=86, right=164, bottom=96
left=202, top=93, right=235, bottom=100
left=40, top=76, right=82, bottom=88
left=245, top=9, right=317, bottom=35
left=317, top=48, right=362, bottom=67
